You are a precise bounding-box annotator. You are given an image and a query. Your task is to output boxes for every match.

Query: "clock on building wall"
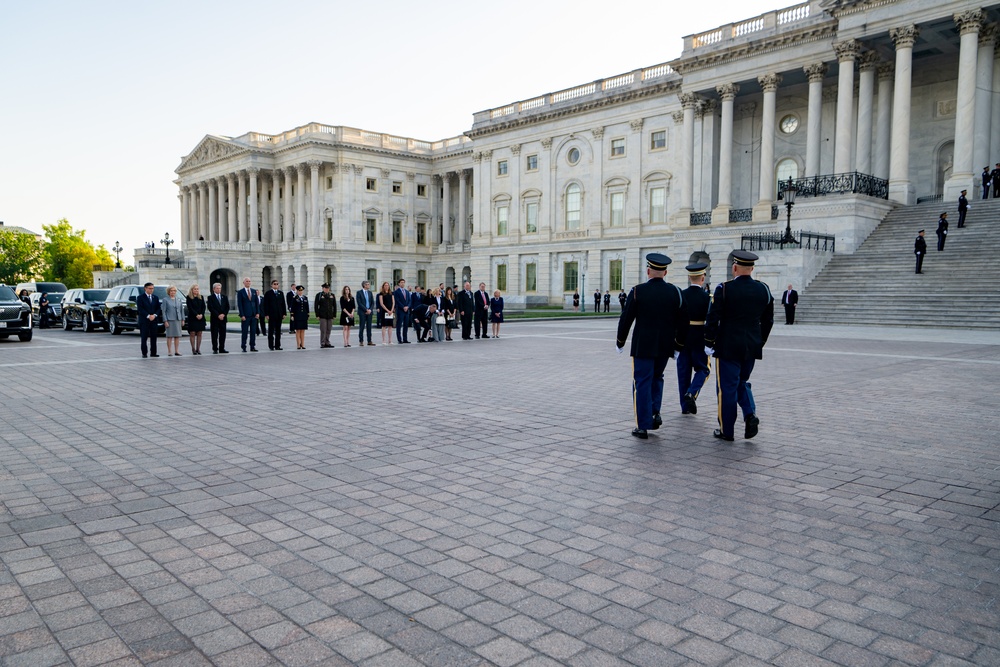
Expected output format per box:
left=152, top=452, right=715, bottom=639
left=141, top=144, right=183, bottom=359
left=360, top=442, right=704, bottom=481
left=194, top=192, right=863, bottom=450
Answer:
left=779, top=115, right=799, bottom=134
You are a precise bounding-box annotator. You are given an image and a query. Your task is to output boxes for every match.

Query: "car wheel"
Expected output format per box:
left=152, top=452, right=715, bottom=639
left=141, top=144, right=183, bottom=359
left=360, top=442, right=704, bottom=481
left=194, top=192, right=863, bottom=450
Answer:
left=63, top=314, right=73, bottom=330
left=18, top=329, right=32, bottom=342
left=83, top=315, right=93, bottom=332
left=109, top=315, right=122, bottom=335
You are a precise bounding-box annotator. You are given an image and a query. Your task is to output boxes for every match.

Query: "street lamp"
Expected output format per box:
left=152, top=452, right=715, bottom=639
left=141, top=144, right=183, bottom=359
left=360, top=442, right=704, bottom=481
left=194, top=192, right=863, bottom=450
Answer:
left=580, top=273, right=586, bottom=313
left=112, top=241, right=123, bottom=269
left=780, top=176, right=799, bottom=246
left=161, top=232, right=173, bottom=265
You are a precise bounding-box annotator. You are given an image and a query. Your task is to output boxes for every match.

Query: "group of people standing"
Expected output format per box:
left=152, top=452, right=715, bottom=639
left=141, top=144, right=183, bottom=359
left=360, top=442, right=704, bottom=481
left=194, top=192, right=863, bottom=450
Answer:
left=981, top=164, right=1000, bottom=199
left=915, top=186, right=973, bottom=273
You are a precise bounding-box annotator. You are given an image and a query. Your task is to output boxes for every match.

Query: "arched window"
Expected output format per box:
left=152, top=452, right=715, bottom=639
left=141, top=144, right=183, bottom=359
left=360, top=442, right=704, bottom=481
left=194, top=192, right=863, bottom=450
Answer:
left=565, top=183, right=582, bottom=230
left=775, top=159, right=798, bottom=196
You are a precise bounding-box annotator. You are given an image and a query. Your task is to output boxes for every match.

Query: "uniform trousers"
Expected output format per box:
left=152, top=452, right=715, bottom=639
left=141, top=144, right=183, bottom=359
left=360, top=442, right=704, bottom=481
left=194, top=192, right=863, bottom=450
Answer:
left=676, top=347, right=710, bottom=408
left=632, top=356, right=669, bottom=431
left=318, top=318, right=333, bottom=346
left=714, top=357, right=756, bottom=439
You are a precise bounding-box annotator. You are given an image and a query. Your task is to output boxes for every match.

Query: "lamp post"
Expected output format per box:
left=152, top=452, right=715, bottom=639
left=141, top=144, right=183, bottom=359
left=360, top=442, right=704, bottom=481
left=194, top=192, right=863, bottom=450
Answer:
left=112, top=241, right=123, bottom=269
left=580, top=273, right=586, bottom=313
left=780, top=176, right=799, bottom=246
left=161, top=232, right=173, bottom=265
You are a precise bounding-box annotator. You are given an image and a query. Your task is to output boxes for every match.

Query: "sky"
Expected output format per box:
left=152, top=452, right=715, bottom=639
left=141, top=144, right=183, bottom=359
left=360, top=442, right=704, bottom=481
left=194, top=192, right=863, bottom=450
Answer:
left=1, top=0, right=790, bottom=266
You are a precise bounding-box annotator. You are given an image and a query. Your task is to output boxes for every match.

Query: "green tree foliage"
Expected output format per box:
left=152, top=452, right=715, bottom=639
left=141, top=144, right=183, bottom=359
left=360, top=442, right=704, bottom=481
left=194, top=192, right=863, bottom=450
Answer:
left=42, top=219, right=111, bottom=288
left=0, top=228, right=44, bottom=284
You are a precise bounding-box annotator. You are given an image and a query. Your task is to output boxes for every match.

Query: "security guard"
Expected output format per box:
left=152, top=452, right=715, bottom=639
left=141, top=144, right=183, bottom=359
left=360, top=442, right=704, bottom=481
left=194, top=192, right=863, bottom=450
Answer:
left=704, top=250, right=774, bottom=442
left=676, top=262, right=711, bottom=415
left=616, top=253, right=688, bottom=439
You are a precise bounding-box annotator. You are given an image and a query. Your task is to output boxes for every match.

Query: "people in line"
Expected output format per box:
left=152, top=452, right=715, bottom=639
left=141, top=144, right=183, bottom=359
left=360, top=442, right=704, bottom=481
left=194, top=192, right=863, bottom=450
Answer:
left=914, top=229, right=927, bottom=274
left=982, top=166, right=991, bottom=199
left=315, top=283, right=337, bottom=349
left=490, top=290, right=504, bottom=338
left=137, top=282, right=160, bottom=358
left=573, top=291, right=580, bottom=311
left=676, top=263, right=711, bottom=415
left=617, top=290, right=626, bottom=310
left=207, top=282, right=229, bottom=353
left=411, top=301, right=437, bottom=342
left=236, top=277, right=259, bottom=352
left=603, top=290, right=611, bottom=313
left=286, top=281, right=297, bottom=334
left=161, top=285, right=184, bottom=356
left=429, top=289, right=446, bottom=342
left=290, top=286, right=309, bottom=349
left=38, top=293, right=50, bottom=329
left=457, top=281, right=474, bottom=340
left=474, top=282, right=490, bottom=339
left=443, top=287, right=456, bottom=341
left=262, top=280, right=286, bottom=350
left=957, top=190, right=968, bottom=229
left=593, top=289, right=601, bottom=312
left=781, top=283, right=798, bottom=325
left=378, top=282, right=394, bottom=345
left=186, top=284, right=205, bottom=355
left=340, top=286, right=356, bottom=348
left=393, top=279, right=411, bottom=343
left=356, top=281, right=375, bottom=346
left=936, top=212, right=949, bottom=251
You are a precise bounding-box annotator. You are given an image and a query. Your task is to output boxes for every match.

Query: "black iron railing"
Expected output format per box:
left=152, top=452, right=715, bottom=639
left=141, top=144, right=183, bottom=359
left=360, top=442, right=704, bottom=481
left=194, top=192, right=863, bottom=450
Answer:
left=778, top=171, right=889, bottom=199
left=771, top=205, right=779, bottom=220
left=728, top=208, right=753, bottom=223
left=916, top=194, right=943, bottom=204
left=741, top=231, right=836, bottom=253
left=690, top=212, right=712, bottom=226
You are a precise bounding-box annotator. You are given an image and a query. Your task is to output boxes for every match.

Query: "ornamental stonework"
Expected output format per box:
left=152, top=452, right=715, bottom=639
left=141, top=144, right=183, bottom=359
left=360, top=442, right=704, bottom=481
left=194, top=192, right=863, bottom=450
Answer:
left=858, top=51, right=880, bottom=72
left=678, top=92, right=701, bottom=109
left=629, top=118, right=644, bottom=132
left=833, top=39, right=861, bottom=61
left=954, top=9, right=983, bottom=35
left=757, top=73, right=782, bottom=92
left=890, top=24, right=919, bottom=48
left=716, top=83, right=740, bottom=100
left=803, top=62, right=827, bottom=83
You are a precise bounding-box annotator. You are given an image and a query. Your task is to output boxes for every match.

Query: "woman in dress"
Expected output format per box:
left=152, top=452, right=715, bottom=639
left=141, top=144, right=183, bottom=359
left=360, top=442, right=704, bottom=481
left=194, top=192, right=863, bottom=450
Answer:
left=490, top=290, right=504, bottom=339
left=290, top=285, right=309, bottom=349
left=340, top=286, right=356, bottom=348
left=161, top=285, right=184, bottom=356
left=572, top=291, right=580, bottom=312
left=185, top=284, right=206, bottom=355
left=429, top=288, right=446, bottom=343
left=378, top=281, right=394, bottom=345
left=443, top=287, right=456, bottom=341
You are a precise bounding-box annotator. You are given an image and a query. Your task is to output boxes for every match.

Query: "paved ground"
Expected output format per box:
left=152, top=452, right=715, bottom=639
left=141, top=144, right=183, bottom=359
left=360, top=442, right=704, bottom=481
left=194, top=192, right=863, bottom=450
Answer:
left=0, top=320, right=998, bottom=667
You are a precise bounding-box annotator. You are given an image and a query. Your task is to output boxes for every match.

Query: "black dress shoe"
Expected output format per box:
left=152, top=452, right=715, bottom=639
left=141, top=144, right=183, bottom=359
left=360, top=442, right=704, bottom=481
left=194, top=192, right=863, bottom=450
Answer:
left=745, top=414, right=760, bottom=439
left=250, top=348, right=258, bottom=352
left=150, top=354, right=159, bottom=358
left=683, top=393, right=698, bottom=415
left=631, top=428, right=648, bottom=439
left=651, top=413, right=662, bottom=430
left=275, top=347, right=282, bottom=350
left=219, top=350, right=229, bottom=354
left=713, top=429, right=735, bottom=442
left=142, top=355, right=147, bottom=358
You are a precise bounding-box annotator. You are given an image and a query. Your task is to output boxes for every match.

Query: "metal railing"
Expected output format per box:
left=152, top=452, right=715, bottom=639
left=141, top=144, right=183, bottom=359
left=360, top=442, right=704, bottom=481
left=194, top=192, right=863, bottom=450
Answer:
left=741, top=231, right=835, bottom=253
left=916, top=194, right=943, bottom=204
left=690, top=212, right=712, bottom=226
left=778, top=171, right=889, bottom=199
left=729, top=208, right=753, bottom=223
left=137, top=259, right=187, bottom=269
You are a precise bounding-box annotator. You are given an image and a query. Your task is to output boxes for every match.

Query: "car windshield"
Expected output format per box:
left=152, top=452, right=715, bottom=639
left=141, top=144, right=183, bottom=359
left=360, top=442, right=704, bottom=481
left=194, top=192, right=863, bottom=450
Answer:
left=0, top=286, right=16, bottom=300
left=152, top=287, right=169, bottom=299
left=83, top=290, right=109, bottom=301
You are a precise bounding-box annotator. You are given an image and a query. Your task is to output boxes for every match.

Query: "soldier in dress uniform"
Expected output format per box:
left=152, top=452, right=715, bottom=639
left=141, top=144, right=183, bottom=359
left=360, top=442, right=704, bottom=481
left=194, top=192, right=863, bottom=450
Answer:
left=615, top=253, right=688, bottom=439
left=704, top=250, right=774, bottom=442
left=676, top=262, right=711, bottom=416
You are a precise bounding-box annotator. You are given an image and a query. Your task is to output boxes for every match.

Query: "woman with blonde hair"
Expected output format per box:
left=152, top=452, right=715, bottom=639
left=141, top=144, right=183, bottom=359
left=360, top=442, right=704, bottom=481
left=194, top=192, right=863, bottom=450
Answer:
left=161, top=285, right=185, bottom=355
left=185, top=284, right=206, bottom=355
left=378, top=281, right=394, bottom=345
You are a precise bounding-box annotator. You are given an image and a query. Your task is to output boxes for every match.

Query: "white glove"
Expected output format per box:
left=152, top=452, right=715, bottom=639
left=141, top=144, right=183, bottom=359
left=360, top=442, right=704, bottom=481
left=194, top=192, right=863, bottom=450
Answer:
left=704, top=346, right=714, bottom=357
left=616, top=345, right=624, bottom=355
left=672, top=351, right=679, bottom=360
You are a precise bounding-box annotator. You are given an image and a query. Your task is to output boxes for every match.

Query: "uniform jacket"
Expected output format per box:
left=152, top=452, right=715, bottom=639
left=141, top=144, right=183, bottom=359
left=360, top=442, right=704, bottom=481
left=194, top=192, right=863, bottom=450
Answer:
left=314, top=291, right=338, bottom=319
left=236, top=287, right=258, bottom=317
left=682, top=285, right=711, bottom=350
left=958, top=194, right=968, bottom=212
left=262, top=289, right=287, bottom=319
left=914, top=235, right=927, bottom=255
left=936, top=216, right=949, bottom=237
left=704, top=276, right=774, bottom=361
left=615, top=277, right=687, bottom=358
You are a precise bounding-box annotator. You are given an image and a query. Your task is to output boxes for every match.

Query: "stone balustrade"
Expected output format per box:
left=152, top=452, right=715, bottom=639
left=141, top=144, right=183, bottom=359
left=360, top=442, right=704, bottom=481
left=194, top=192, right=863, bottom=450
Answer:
left=231, top=123, right=468, bottom=156
left=684, top=0, right=815, bottom=52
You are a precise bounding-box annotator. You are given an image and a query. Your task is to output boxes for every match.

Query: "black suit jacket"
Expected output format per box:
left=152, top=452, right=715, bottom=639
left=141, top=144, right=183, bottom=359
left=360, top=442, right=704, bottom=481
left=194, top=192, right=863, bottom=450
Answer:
left=262, top=289, right=287, bottom=319
left=137, top=292, right=160, bottom=323
left=781, top=289, right=798, bottom=307
left=475, top=290, right=490, bottom=313
left=914, top=235, right=927, bottom=254
left=682, top=285, right=711, bottom=349
left=456, top=290, right=475, bottom=315
left=958, top=195, right=968, bottom=212
left=616, top=278, right=687, bottom=358
left=705, top=276, right=774, bottom=361
left=207, top=293, right=230, bottom=319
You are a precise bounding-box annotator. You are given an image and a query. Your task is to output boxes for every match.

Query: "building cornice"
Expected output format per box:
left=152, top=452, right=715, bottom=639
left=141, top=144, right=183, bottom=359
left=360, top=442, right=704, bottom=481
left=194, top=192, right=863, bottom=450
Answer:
left=672, top=23, right=838, bottom=74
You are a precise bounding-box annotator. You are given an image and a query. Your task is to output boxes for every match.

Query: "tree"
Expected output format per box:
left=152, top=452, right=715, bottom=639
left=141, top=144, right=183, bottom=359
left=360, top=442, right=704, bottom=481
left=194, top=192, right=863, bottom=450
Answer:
left=0, top=229, right=44, bottom=284
left=42, top=219, right=109, bottom=288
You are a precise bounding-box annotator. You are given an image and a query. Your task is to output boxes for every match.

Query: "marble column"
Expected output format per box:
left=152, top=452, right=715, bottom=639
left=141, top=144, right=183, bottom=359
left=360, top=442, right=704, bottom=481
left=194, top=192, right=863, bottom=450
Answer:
left=270, top=170, right=281, bottom=243
left=215, top=178, right=225, bottom=241
left=441, top=173, right=452, bottom=244
left=458, top=170, right=468, bottom=244
left=974, top=25, right=997, bottom=190
left=198, top=183, right=209, bottom=241
left=180, top=187, right=191, bottom=243
left=804, top=63, right=827, bottom=177
left=945, top=9, right=983, bottom=200
left=712, top=83, right=738, bottom=224
left=875, top=64, right=894, bottom=180
left=296, top=164, right=307, bottom=240
left=833, top=40, right=860, bottom=174
left=207, top=179, right=217, bottom=241
left=889, top=25, right=918, bottom=204
left=248, top=168, right=259, bottom=243
left=678, top=92, right=700, bottom=216
left=856, top=52, right=879, bottom=175
left=308, top=161, right=321, bottom=240
left=226, top=173, right=238, bottom=241
left=283, top=167, right=294, bottom=241
left=755, top=73, right=781, bottom=214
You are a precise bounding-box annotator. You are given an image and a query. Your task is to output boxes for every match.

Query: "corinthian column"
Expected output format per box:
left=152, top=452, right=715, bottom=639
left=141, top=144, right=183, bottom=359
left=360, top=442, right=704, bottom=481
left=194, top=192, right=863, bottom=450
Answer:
left=248, top=168, right=259, bottom=243
left=755, top=74, right=781, bottom=217
left=973, top=25, right=997, bottom=187
left=945, top=9, right=983, bottom=200
left=270, top=170, right=281, bottom=243
left=712, top=84, right=739, bottom=224
left=215, top=178, right=225, bottom=241
left=804, top=63, right=827, bottom=177
left=180, top=187, right=191, bottom=243
left=283, top=167, right=294, bottom=241
left=308, top=161, right=321, bottom=239
left=198, top=182, right=209, bottom=241
left=237, top=171, right=247, bottom=242
left=441, top=173, right=452, bottom=244
left=875, top=64, right=894, bottom=180
left=458, top=170, right=469, bottom=244
left=677, top=92, right=700, bottom=219
left=226, top=173, right=238, bottom=241
left=207, top=179, right=217, bottom=241
left=856, top=52, right=879, bottom=175
left=889, top=25, right=919, bottom=204
left=833, top=40, right=860, bottom=174
left=296, top=164, right=307, bottom=240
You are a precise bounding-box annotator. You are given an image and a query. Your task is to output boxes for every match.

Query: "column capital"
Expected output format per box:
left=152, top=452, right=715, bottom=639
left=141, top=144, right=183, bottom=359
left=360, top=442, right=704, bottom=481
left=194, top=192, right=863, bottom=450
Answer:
left=678, top=92, right=701, bottom=109
left=979, top=22, right=998, bottom=46
left=459, top=169, right=469, bottom=182
left=890, top=24, right=919, bottom=49
left=591, top=127, right=604, bottom=139
left=715, top=83, right=740, bottom=100
left=671, top=110, right=685, bottom=124
left=296, top=163, right=307, bottom=175
left=510, top=143, right=522, bottom=154
left=696, top=101, right=716, bottom=118
left=540, top=137, right=553, bottom=149
left=954, top=9, right=983, bottom=36
left=858, top=51, right=880, bottom=72
left=198, top=182, right=208, bottom=191
left=226, top=172, right=236, bottom=184
left=757, top=73, right=782, bottom=92
left=877, top=62, right=895, bottom=80
left=247, top=167, right=260, bottom=177
left=207, top=178, right=217, bottom=187
left=472, top=152, right=483, bottom=163
left=482, top=150, right=493, bottom=162
left=307, top=160, right=322, bottom=171
left=181, top=184, right=191, bottom=194
left=833, top=39, right=861, bottom=62
left=380, top=168, right=391, bottom=178
left=803, top=62, right=828, bottom=82
left=432, top=174, right=443, bottom=184
left=327, top=163, right=339, bottom=174
left=629, top=118, right=644, bottom=132
left=406, top=172, right=415, bottom=181
left=352, top=164, right=364, bottom=175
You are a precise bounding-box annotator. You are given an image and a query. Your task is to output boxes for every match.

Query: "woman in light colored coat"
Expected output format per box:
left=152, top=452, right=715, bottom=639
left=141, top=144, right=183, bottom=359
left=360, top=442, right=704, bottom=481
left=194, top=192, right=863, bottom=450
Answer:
left=161, top=285, right=185, bottom=356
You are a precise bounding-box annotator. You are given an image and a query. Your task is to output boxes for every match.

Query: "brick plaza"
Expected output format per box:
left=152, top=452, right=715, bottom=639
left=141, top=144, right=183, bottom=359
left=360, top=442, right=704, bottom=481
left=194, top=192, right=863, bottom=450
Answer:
left=0, top=321, right=998, bottom=666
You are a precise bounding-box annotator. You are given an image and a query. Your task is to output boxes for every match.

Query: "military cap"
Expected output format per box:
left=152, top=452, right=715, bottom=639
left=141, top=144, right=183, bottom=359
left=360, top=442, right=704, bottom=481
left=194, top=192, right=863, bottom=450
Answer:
left=731, top=250, right=759, bottom=267
left=646, top=252, right=672, bottom=270
left=685, top=262, right=709, bottom=276
left=321, top=283, right=330, bottom=288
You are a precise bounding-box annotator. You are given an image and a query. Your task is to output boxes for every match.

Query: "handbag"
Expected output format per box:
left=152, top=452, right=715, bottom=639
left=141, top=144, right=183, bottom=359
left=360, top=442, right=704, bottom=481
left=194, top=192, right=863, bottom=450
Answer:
left=384, top=312, right=394, bottom=321
left=435, top=315, right=446, bottom=325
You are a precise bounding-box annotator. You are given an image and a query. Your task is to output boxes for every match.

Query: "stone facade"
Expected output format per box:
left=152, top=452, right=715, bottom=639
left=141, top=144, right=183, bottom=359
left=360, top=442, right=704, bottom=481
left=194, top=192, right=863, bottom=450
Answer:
left=170, top=0, right=995, bottom=303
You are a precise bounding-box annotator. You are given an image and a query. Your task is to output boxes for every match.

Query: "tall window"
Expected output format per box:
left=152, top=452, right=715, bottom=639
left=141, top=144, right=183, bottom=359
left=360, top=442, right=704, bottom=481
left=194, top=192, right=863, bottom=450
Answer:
left=392, top=181, right=402, bottom=194
left=497, top=160, right=508, bottom=176
left=366, top=218, right=377, bottom=242
left=563, top=262, right=579, bottom=292
left=393, top=269, right=402, bottom=284
left=649, top=187, right=666, bottom=224
left=610, top=193, right=624, bottom=227
left=650, top=130, right=666, bottom=150
left=392, top=220, right=402, bottom=244
left=565, top=184, right=581, bottom=230
left=775, top=158, right=798, bottom=196
left=496, top=264, right=507, bottom=292
left=366, top=178, right=377, bottom=192
left=417, top=183, right=427, bottom=197
left=367, top=268, right=377, bottom=286
left=611, top=138, right=625, bottom=157
left=525, top=263, right=537, bottom=292
left=417, top=270, right=427, bottom=287
left=526, top=154, right=538, bottom=171
left=497, top=205, right=509, bottom=236
left=417, top=222, right=426, bottom=245
left=525, top=202, right=538, bottom=234
left=609, top=260, right=623, bottom=291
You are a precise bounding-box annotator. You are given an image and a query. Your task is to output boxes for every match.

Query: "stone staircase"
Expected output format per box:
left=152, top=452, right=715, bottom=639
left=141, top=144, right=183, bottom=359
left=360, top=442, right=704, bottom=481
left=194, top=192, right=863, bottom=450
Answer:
left=797, top=198, right=1000, bottom=329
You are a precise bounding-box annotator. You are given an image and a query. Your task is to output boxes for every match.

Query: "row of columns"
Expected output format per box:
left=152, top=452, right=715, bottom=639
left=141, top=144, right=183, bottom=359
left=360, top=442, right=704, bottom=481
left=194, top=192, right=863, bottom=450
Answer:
left=438, top=169, right=470, bottom=245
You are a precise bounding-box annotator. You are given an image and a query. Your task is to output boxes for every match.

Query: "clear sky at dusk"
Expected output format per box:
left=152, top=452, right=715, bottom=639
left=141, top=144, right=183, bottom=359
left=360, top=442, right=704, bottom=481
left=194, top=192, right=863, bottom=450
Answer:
left=1, top=0, right=789, bottom=265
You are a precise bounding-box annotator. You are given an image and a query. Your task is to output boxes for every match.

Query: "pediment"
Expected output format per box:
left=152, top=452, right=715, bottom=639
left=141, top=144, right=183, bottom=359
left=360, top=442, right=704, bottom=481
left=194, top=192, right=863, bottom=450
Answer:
left=177, top=136, right=245, bottom=173
left=415, top=212, right=431, bottom=222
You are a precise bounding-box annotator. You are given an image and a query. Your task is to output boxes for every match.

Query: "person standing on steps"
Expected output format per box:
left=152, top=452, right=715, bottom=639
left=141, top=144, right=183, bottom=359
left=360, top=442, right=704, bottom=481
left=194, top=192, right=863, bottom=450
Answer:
left=992, top=163, right=1000, bottom=199
left=981, top=167, right=991, bottom=200
left=957, top=190, right=968, bottom=228
left=781, top=284, right=799, bottom=325
left=914, top=230, right=927, bottom=274
left=936, top=213, right=949, bottom=252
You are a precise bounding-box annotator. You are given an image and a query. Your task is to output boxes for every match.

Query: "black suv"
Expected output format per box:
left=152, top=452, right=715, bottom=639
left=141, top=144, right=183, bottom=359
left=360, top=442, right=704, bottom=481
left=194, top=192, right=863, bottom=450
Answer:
left=0, top=285, right=33, bottom=342
left=105, top=284, right=176, bottom=335
left=61, top=288, right=110, bottom=332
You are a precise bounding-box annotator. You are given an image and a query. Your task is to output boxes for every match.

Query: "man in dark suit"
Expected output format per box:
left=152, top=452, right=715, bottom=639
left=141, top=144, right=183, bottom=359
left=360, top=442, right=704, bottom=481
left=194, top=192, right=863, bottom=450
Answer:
left=914, top=229, right=927, bottom=273
left=781, top=283, right=799, bottom=325
left=286, top=281, right=297, bottom=334
left=357, top=280, right=375, bottom=346
left=982, top=167, right=991, bottom=200
left=474, top=282, right=490, bottom=339
left=236, top=277, right=259, bottom=352
left=393, top=278, right=411, bottom=343
left=136, top=282, right=160, bottom=358
left=207, top=282, right=230, bottom=353
left=704, top=250, right=774, bottom=442
left=457, top=281, right=475, bottom=340
left=676, top=263, right=712, bottom=415
left=262, top=279, right=286, bottom=350
left=411, top=302, right=437, bottom=342
left=992, top=163, right=1000, bottom=198
left=618, top=290, right=627, bottom=310
left=603, top=291, right=611, bottom=312
left=957, top=190, right=968, bottom=228
left=593, top=289, right=601, bottom=312
left=615, top=253, right=687, bottom=439
left=936, top=212, right=949, bottom=251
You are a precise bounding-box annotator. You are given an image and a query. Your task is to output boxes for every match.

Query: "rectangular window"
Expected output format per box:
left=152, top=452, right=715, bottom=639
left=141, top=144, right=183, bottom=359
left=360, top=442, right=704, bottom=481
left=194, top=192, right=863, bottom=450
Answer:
left=417, top=183, right=427, bottom=197
left=417, top=270, right=427, bottom=288
left=392, top=220, right=402, bottom=243
left=609, top=260, right=623, bottom=291
left=525, top=202, right=538, bottom=234
left=497, top=160, right=508, bottom=176
left=526, top=154, right=538, bottom=171
left=563, top=262, right=579, bottom=292
left=650, top=130, right=666, bottom=150
left=525, top=263, right=537, bottom=292
left=392, top=181, right=402, bottom=194
left=650, top=187, right=666, bottom=224
left=393, top=269, right=402, bottom=284
left=496, top=264, right=507, bottom=292
left=417, top=222, right=426, bottom=245
left=326, top=176, right=333, bottom=189
left=610, top=193, right=624, bottom=227
left=497, top=205, right=508, bottom=236
left=366, top=218, right=377, bottom=242
left=611, top=138, right=625, bottom=157
left=366, top=177, right=377, bottom=192
left=367, top=268, right=377, bottom=286
left=566, top=187, right=581, bottom=230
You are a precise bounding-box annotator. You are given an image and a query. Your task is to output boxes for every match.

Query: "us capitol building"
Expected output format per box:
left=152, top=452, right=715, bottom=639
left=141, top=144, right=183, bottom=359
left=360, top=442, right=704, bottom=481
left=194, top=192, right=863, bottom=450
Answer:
left=153, top=0, right=995, bottom=304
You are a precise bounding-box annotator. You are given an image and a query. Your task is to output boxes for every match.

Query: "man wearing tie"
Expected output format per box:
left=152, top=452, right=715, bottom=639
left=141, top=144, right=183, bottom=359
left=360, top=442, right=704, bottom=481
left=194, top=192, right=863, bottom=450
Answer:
left=474, top=282, right=491, bottom=339
left=781, top=284, right=798, bottom=325
left=262, top=280, right=287, bottom=350
left=357, top=280, right=375, bottom=346
left=393, top=278, right=411, bottom=343
left=207, top=282, right=230, bottom=353
left=236, top=277, right=259, bottom=352
left=136, top=282, right=160, bottom=358
left=457, top=281, right=475, bottom=340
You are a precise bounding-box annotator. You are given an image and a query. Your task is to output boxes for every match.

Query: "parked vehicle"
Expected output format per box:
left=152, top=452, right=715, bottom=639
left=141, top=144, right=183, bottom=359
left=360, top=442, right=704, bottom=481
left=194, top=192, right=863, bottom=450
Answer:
left=0, top=285, right=33, bottom=342
left=61, top=288, right=110, bottom=331
left=14, top=281, right=69, bottom=297
left=105, top=284, right=183, bottom=335
left=29, top=291, right=65, bottom=327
